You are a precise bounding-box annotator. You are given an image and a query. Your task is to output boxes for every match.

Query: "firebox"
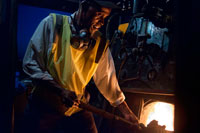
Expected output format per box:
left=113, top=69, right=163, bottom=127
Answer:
left=140, top=101, right=174, bottom=131
left=122, top=87, right=175, bottom=133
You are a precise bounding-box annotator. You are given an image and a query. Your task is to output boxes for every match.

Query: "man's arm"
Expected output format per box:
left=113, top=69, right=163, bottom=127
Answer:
left=117, top=101, right=139, bottom=124
left=34, top=79, right=77, bottom=107
left=23, top=16, right=53, bottom=80
left=23, top=15, right=77, bottom=107
left=93, top=48, right=139, bottom=124
left=93, top=48, right=125, bottom=106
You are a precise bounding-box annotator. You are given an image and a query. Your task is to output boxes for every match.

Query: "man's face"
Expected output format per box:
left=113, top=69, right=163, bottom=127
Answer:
left=82, top=6, right=111, bottom=35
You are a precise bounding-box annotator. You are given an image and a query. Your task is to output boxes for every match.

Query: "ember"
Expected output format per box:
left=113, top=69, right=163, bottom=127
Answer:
left=140, top=102, right=174, bottom=131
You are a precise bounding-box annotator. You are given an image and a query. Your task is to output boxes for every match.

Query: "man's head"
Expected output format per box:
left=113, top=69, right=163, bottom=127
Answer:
left=75, top=0, right=118, bottom=35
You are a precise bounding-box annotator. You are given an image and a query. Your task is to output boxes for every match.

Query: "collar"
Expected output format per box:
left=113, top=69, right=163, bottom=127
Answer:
left=69, top=12, right=77, bottom=35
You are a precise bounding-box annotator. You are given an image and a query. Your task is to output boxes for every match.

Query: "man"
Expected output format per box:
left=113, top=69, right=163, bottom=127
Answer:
left=22, top=0, right=139, bottom=133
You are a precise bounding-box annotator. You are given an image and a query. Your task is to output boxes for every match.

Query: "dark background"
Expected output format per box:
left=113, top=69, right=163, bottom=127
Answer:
left=0, top=0, right=200, bottom=132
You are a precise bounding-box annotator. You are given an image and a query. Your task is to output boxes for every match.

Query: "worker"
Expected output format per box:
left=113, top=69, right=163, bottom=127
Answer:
left=22, top=0, right=139, bottom=132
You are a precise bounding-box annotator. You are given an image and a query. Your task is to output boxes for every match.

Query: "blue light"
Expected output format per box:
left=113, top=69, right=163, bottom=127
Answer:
left=17, top=4, right=71, bottom=59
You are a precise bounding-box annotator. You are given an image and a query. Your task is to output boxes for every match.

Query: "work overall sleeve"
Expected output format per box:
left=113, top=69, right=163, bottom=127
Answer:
left=23, top=16, right=54, bottom=81
left=93, top=48, right=125, bottom=107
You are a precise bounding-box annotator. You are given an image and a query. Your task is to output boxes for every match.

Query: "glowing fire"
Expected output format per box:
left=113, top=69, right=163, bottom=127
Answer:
left=140, top=102, right=174, bottom=131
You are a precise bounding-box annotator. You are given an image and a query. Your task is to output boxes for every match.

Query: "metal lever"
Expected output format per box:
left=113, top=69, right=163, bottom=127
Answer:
left=78, top=101, right=142, bottom=131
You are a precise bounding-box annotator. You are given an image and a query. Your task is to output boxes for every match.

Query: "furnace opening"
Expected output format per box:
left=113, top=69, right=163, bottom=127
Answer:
left=140, top=101, right=174, bottom=131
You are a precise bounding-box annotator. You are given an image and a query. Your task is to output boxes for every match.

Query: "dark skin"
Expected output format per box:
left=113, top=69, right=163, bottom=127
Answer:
left=74, top=4, right=111, bottom=36
left=73, top=3, right=140, bottom=127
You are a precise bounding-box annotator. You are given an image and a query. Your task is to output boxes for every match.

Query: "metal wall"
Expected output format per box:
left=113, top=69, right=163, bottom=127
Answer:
left=0, top=0, right=17, bottom=132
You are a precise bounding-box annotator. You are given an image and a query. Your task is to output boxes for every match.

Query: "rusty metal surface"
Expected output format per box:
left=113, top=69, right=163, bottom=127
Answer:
left=122, top=87, right=174, bottom=96
left=122, top=87, right=174, bottom=104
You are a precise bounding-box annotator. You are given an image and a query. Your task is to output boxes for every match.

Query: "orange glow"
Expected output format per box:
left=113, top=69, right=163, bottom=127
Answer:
left=140, top=102, right=174, bottom=131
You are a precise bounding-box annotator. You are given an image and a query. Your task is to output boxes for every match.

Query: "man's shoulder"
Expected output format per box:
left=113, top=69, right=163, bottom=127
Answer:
left=49, top=13, right=69, bottom=20
left=39, top=15, right=54, bottom=25
left=41, top=13, right=67, bottom=23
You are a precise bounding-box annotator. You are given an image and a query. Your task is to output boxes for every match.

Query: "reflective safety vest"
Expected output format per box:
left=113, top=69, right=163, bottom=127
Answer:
left=47, top=13, right=109, bottom=116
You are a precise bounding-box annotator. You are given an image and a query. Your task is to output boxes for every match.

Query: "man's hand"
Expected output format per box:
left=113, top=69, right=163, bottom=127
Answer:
left=61, top=89, right=79, bottom=108
left=117, top=101, right=139, bottom=125
left=45, top=80, right=79, bottom=108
